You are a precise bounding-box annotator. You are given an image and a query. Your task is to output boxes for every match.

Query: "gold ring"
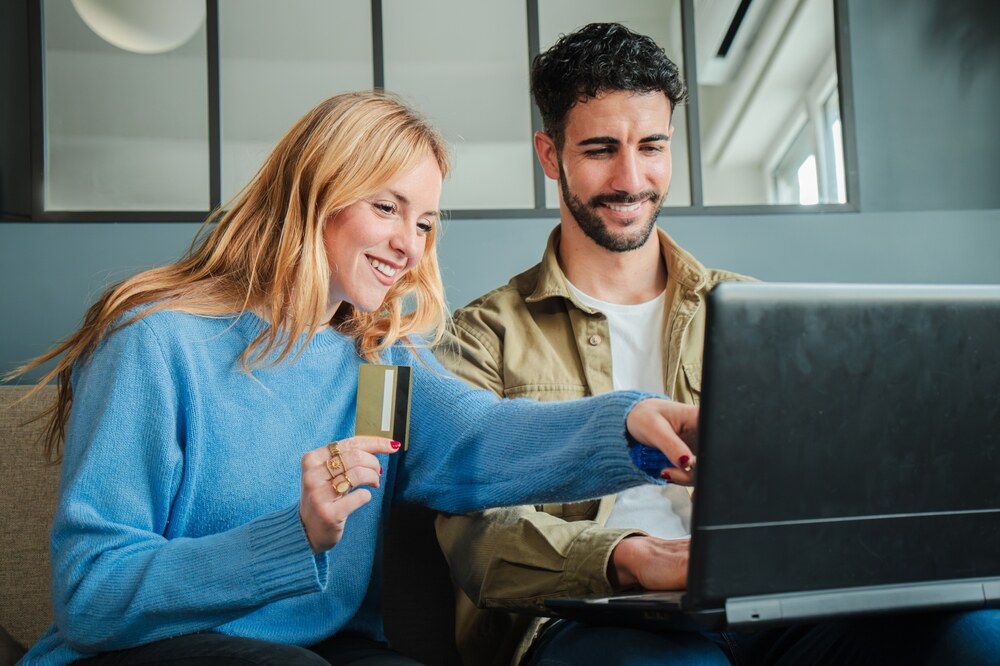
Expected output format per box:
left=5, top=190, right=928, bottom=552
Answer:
left=333, top=472, right=354, bottom=495
left=326, top=441, right=347, bottom=479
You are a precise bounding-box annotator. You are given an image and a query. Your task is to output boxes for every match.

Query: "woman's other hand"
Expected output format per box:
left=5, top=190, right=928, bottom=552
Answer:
left=299, top=436, right=401, bottom=553
left=626, top=399, right=699, bottom=485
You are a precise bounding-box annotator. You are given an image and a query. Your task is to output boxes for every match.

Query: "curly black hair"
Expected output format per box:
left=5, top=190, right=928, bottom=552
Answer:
left=531, top=22, right=688, bottom=150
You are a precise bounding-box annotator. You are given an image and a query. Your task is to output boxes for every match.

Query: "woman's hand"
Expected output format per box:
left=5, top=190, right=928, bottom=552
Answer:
left=299, top=436, right=401, bottom=553
left=626, top=398, right=699, bottom=485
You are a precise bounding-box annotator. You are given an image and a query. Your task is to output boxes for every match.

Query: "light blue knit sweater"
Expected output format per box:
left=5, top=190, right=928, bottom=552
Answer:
left=22, top=310, right=651, bottom=665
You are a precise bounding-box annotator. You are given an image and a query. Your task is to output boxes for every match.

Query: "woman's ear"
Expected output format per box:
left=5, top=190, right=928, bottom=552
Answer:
left=533, top=131, right=561, bottom=181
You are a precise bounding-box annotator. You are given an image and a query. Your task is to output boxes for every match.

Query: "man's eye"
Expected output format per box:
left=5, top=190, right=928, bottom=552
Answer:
left=372, top=202, right=397, bottom=215
left=584, top=148, right=612, bottom=157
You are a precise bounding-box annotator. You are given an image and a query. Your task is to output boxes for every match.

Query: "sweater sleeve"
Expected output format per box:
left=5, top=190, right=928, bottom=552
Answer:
left=392, top=345, right=652, bottom=511
left=50, top=318, right=321, bottom=653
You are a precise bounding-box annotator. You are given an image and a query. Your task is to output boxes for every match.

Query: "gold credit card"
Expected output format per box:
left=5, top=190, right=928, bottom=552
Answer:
left=355, top=364, right=413, bottom=450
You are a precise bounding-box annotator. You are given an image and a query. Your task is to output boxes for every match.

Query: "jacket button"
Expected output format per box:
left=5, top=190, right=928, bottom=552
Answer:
left=588, top=334, right=602, bottom=346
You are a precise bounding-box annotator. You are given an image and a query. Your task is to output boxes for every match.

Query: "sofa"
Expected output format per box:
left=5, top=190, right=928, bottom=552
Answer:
left=0, top=386, right=58, bottom=665
left=0, top=384, right=460, bottom=666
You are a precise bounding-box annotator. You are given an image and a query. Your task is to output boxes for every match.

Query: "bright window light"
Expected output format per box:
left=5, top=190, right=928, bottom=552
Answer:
left=797, top=155, right=819, bottom=205
left=832, top=118, right=846, bottom=203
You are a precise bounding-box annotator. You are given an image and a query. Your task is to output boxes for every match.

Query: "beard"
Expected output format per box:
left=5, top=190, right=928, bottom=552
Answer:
left=559, top=162, right=664, bottom=253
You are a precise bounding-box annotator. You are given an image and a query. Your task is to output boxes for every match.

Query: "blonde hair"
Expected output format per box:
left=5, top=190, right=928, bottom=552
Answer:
left=9, top=90, right=451, bottom=460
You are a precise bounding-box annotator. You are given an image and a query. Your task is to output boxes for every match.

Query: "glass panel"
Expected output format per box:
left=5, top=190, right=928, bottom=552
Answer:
left=824, top=89, right=847, bottom=204
left=383, top=0, right=533, bottom=210
left=697, top=0, right=843, bottom=206
left=218, top=0, right=372, bottom=204
left=771, top=118, right=814, bottom=204
left=43, top=0, right=209, bottom=210
left=537, top=0, right=690, bottom=208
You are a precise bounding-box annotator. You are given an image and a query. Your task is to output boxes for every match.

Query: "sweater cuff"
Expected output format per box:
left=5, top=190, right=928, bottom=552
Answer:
left=247, top=504, right=325, bottom=599
left=585, top=391, right=665, bottom=491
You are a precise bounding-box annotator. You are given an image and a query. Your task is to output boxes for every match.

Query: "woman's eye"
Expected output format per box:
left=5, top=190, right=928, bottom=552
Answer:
left=417, top=220, right=434, bottom=233
left=372, top=202, right=397, bottom=215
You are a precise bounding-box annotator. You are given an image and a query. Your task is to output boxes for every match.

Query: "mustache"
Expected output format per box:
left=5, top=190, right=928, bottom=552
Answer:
left=589, top=191, right=660, bottom=207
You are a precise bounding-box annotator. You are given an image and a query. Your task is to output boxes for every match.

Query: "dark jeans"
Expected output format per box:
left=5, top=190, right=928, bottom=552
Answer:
left=525, top=609, right=1000, bottom=666
left=73, top=631, right=424, bottom=666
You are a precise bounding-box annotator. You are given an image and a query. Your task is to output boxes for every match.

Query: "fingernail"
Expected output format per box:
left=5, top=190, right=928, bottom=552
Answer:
left=660, top=469, right=672, bottom=481
left=379, top=466, right=383, bottom=475
left=678, top=455, right=690, bottom=468
left=390, top=441, right=401, bottom=449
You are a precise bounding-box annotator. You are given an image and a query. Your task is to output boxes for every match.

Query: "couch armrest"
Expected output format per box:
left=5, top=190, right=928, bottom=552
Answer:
left=0, top=385, right=60, bottom=651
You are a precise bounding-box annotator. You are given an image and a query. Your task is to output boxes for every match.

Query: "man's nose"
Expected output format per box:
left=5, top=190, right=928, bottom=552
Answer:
left=610, top=152, right=642, bottom=193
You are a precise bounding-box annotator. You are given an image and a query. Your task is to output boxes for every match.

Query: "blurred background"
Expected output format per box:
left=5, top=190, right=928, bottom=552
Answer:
left=2, top=0, right=999, bottom=380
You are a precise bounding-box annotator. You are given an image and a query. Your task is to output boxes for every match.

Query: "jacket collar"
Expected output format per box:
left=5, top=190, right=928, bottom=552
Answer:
left=526, top=225, right=709, bottom=307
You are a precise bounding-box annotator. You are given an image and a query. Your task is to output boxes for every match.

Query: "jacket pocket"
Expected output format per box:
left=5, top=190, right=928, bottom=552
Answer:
left=681, top=362, right=702, bottom=404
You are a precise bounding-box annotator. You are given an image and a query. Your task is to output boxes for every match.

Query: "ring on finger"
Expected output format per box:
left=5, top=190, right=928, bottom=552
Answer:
left=326, top=455, right=344, bottom=477
left=326, top=441, right=347, bottom=478
left=332, top=471, right=354, bottom=495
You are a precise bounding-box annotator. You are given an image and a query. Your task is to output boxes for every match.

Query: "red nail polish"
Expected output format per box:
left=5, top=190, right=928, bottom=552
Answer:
left=660, top=469, right=672, bottom=481
left=678, top=455, right=690, bottom=468
left=379, top=466, right=383, bottom=475
left=390, top=441, right=401, bottom=449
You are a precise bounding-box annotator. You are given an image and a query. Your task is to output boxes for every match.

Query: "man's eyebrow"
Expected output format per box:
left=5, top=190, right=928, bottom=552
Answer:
left=576, top=134, right=670, bottom=147
left=388, top=189, right=440, bottom=219
left=577, top=136, right=620, bottom=147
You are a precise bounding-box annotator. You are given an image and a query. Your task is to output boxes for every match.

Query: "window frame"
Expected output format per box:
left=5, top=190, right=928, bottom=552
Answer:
left=16, top=0, right=859, bottom=223
left=765, top=65, right=843, bottom=206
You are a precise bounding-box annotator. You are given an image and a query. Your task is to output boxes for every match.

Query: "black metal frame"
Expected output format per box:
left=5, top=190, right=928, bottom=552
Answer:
left=8, top=0, right=859, bottom=223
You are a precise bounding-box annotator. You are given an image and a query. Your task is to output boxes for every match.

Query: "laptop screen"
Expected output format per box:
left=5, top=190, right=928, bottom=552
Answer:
left=687, top=283, right=1000, bottom=607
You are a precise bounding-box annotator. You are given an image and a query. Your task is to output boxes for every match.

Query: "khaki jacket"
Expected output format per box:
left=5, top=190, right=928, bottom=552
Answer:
left=434, top=226, right=753, bottom=666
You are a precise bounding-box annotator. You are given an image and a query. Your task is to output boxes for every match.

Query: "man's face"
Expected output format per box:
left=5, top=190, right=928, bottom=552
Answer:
left=538, top=91, right=674, bottom=253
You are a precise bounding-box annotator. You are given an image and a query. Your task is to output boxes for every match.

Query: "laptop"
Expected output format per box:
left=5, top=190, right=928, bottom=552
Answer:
left=546, top=282, right=1000, bottom=630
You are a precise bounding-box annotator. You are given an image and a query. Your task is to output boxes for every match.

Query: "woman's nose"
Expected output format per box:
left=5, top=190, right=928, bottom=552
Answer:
left=389, top=221, right=424, bottom=262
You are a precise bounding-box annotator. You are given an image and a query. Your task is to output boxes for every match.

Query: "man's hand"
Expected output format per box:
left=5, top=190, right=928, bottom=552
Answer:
left=626, top=398, right=699, bottom=485
left=609, top=536, right=689, bottom=591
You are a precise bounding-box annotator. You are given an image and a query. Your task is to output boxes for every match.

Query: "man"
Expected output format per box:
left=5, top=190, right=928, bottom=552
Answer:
left=435, top=22, right=1000, bottom=666
left=434, top=22, right=749, bottom=666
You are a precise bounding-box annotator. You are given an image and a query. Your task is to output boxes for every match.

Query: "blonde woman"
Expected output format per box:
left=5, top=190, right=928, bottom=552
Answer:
left=11, top=91, right=697, bottom=666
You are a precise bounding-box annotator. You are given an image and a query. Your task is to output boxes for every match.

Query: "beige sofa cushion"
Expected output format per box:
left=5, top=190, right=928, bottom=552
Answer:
left=0, top=385, right=59, bottom=654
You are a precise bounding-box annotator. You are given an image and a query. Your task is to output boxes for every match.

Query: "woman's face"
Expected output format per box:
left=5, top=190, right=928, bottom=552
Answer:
left=323, top=153, right=443, bottom=315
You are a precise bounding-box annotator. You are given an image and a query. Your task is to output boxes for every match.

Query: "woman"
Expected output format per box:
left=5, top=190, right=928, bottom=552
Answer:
left=11, top=91, right=697, bottom=666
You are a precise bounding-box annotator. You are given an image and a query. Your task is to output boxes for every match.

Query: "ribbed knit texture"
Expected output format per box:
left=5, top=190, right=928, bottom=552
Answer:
left=21, top=310, right=652, bottom=665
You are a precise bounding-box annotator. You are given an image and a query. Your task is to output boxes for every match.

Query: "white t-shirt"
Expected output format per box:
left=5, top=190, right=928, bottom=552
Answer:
left=567, top=282, right=692, bottom=539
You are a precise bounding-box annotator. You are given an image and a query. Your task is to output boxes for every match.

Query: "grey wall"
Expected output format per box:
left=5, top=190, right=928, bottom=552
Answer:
left=2, top=0, right=999, bottom=380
